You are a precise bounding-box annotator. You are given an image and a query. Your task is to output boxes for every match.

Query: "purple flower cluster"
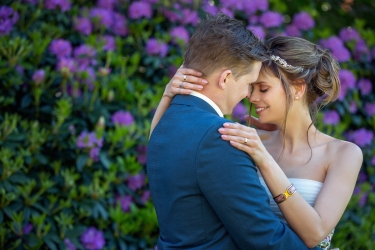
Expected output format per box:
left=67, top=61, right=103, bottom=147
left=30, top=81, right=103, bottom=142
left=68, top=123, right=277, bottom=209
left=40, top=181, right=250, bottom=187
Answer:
left=116, top=195, right=132, bottom=212
left=338, top=69, right=356, bottom=100
left=247, top=25, right=265, bottom=40
left=97, top=0, right=118, bottom=10
left=50, top=39, right=72, bottom=58
left=232, top=102, right=247, bottom=121
left=365, top=103, right=375, bottom=116
left=111, top=110, right=134, bottom=126
left=339, top=27, right=360, bottom=42
left=76, top=131, right=103, bottom=162
left=45, top=0, right=71, bottom=12
left=0, top=6, right=19, bottom=35
left=259, top=11, right=283, bottom=28
left=32, top=69, right=46, bottom=84
left=64, top=238, right=77, bottom=250
left=320, top=36, right=350, bottom=62
left=354, top=39, right=371, bottom=62
left=80, top=227, right=105, bottom=250
left=101, top=35, right=116, bottom=51
left=57, top=58, right=76, bottom=76
left=170, top=26, right=190, bottom=44
left=127, top=173, right=146, bottom=191
left=358, top=78, right=372, bottom=96
left=323, top=110, right=340, bottom=125
left=137, top=145, right=147, bottom=165
left=128, top=1, right=152, bottom=19
left=349, top=101, right=357, bottom=113
left=292, top=11, right=315, bottom=30
left=74, top=17, right=92, bottom=35
left=146, top=38, right=168, bottom=57
left=74, top=44, right=97, bottom=68
left=346, top=128, right=374, bottom=147
left=22, top=223, right=33, bottom=235
left=141, top=190, right=151, bottom=204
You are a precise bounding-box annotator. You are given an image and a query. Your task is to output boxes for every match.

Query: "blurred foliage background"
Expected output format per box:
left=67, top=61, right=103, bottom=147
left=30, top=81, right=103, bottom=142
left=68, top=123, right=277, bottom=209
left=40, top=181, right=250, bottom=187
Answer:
left=0, top=0, right=374, bottom=249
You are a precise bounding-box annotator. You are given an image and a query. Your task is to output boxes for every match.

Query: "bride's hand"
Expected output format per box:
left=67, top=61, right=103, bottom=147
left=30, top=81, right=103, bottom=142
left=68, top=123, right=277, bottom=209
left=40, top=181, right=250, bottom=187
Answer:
left=164, top=66, right=208, bottom=98
left=218, top=122, right=274, bottom=169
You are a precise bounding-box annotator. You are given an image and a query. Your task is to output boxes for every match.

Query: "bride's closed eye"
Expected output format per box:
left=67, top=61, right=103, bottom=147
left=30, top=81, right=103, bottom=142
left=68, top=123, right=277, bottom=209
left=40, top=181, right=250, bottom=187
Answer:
left=260, top=88, right=268, bottom=93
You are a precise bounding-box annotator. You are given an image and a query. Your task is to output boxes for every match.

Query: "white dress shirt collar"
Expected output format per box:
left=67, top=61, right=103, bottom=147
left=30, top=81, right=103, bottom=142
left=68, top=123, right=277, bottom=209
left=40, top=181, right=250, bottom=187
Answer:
left=189, top=91, right=224, bottom=117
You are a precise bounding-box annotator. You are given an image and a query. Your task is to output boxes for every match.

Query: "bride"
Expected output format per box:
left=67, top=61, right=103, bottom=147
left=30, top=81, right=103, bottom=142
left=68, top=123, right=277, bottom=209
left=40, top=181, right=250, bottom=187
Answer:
left=149, top=36, right=362, bottom=249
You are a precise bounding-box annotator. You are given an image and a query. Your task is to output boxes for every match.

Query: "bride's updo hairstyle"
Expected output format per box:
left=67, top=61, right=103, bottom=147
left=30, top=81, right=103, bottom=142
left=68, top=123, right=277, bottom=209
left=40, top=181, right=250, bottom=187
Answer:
left=262, top=36, right=341, bottom=160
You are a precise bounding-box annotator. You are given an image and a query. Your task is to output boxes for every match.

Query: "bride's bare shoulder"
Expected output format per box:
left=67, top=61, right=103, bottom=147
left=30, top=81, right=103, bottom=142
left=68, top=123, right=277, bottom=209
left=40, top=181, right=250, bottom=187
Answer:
left=326, top=136, right=363, bottom=168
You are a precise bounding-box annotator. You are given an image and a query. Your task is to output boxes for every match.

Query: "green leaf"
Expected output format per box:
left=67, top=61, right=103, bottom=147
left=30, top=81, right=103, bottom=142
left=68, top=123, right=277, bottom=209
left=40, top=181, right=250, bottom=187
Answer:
left=76, top=154, right=89, bottom=172
left=99, top=152, right=111, bottom=169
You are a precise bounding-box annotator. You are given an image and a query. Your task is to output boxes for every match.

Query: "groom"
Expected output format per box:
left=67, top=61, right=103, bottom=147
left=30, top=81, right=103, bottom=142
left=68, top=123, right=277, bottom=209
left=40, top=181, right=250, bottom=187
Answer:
left=147, top=13, right=319, bottom=249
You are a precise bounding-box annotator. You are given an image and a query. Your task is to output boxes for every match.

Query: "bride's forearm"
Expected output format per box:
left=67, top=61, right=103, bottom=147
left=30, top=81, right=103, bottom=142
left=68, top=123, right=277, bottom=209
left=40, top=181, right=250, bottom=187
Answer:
left=259, top=162, right=327, bottom=247
left=149, top=95, right=172, bottom=138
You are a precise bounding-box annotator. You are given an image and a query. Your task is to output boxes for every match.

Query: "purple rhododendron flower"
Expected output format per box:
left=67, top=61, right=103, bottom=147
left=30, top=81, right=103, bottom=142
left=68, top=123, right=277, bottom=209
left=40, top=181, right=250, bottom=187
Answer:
left=76, top=67, right=96, bottom=90
left=354, top=39, right=371, bottom=62
left=137, top=145, right=147, bottom=165
left=128, top=1, right=152, bottom=19
left=180, top=8, right=198, bottom=26
left=347, top=128, right=374, bottom=147
left=232, top=102, right=247, bottom=121
left=112, top=110, right=134, bottom=126
left=64, top=238, right=77, bottom=250
left=339, top=27, right=360, bottom=42
left=141, top=190, right=151, bottom=204
left=101, top=35, right=116, bottom=51
left=90, top=8, right=113, bottom=28
left=365, top=103, right=375, bottom=116
left=285, top=24, right=301, bottom=37
left=0, top=6, right=19, bottom=35
left=74, top=45, right=97, bottom=68
left=74, top=17, right=92, bottom=35
left=170, top=26, right=190, bottom=44
left=255, top=0, right=269, bottom=11
left=292, top=11, right=315, bottom=30
left=219, top=7, right=234, bottom=18
left=162, top=5, right=181, bottom=22
left=320, top=36, right=350, bottom=62
left=371, top=155, right=375, bottom=166
left=358, top=171, right=367, bottom=183
left=80, top=227, right=105, bottom=250
left=112, top=13, right=127, bottom=36
left=221, top=0, right=243, bottom=11
left=349, top=101, right=357, bottom=113
left=202, top=2, right=218, bottom=15
left=45, top=0, right=71, bottom=12
left=323, top=110, right=340, bottom=125
left=358, top=78, right=372, bottom=95
left=247, top=25, right=265, bottom=40
left=32, top=69, right=45, bottom=84
left=76, top=131, right=103, bottom=149
left=57, top=58, right=76, bottom=75
left=259, top=11, right=283, bottom=28
left=116, top=195, right=132, bottom=212
left=146, top=38, right=168, bottom=57
left=50, top=39, right=72, bottom=58
left=338, top=69, right=356, bottom=100
left=97, top=0, right=117, bottom=10
left=127, top=173, right=146, bottom=191
left=359, top=193, right=367, bottom=207
left=22, top=223, right=33, bottom=235
left=89, top=147, right=100, bottom=162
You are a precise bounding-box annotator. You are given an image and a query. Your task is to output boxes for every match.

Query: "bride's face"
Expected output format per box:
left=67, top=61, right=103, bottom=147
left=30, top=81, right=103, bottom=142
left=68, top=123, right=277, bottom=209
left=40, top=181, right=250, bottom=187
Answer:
left=249, top=70, right=288, bottom=126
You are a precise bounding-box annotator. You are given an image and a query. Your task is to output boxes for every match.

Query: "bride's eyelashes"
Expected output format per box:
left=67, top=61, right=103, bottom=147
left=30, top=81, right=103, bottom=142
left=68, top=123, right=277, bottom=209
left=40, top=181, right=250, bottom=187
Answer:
left=260, top=88, right=268, bottom=93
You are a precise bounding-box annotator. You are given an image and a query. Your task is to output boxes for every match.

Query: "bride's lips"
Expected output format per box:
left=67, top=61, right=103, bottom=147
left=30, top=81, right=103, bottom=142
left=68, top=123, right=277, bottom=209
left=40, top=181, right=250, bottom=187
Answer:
left=255, top=106, right=269, bottom=115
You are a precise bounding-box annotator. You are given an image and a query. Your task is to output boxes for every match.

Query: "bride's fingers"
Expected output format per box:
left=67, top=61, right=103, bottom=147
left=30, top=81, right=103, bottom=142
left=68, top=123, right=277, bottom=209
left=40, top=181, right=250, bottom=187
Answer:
left=223, top=122, right=255, bottom=132
left=178, top=67, right=203, bottom=77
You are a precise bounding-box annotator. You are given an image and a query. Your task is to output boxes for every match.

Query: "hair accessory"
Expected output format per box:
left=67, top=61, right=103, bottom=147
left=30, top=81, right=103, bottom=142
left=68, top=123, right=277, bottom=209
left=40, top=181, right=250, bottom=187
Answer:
left=273, top=183, right=297, bottom=204
left=271, top=55, right=304, bottom=72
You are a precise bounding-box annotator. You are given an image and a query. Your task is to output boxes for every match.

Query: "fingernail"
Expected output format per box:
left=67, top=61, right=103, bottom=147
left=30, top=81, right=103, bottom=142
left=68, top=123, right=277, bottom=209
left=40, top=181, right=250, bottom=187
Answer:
left=202, top=80, right=208, bottom=84
left=198, top=86, right=203, bottom=90
left=218, top=128, right=225, bottom=132
left=223, top=123, right=230, bottom=127
left=221, top=135, right=227, bottom=138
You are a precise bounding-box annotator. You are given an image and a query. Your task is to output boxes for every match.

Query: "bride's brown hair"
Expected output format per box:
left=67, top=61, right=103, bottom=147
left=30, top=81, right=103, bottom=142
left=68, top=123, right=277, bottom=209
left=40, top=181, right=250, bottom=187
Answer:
left=249, top=36, right=341, bottom=161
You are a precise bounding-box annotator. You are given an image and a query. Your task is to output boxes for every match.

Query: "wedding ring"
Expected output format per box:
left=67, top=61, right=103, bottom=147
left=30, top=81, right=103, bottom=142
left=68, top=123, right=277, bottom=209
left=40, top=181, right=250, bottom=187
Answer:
left=244, top=137, right=248, bottom=144
left=183, top=75, right=187, bottom=82
left=179, top=81, right=183, bottom=88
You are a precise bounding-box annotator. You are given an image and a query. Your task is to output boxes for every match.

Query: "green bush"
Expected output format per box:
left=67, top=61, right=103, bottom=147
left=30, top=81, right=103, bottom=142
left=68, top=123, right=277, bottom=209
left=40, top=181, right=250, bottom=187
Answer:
left=0, top=0, right=374, bottom=249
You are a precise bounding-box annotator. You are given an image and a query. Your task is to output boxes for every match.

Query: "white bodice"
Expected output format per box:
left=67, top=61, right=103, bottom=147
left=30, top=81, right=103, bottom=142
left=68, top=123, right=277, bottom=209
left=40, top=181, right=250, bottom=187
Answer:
left=259, top=177, right=323, bottom=223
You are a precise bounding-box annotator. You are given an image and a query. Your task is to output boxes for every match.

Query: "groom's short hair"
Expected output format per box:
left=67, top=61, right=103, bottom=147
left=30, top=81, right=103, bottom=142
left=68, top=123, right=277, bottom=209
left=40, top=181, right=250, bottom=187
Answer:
left=184, top=13, right=268, bottom=79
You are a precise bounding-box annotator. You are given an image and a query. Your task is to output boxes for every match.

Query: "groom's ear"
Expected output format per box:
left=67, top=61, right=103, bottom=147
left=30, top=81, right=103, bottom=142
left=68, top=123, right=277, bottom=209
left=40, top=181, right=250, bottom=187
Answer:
left=218, top=70, right=232, bottom=90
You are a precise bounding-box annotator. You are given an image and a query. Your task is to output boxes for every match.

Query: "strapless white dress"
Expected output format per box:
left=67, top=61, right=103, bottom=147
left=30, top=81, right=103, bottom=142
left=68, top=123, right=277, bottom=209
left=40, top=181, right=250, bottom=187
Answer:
left=259, top=177, right=334, bottom=250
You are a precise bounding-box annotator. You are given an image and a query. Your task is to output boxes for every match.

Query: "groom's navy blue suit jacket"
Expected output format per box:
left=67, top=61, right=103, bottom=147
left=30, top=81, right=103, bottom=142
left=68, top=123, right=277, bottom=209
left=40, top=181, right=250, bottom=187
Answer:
left=147, top=95, right=319, bottom=249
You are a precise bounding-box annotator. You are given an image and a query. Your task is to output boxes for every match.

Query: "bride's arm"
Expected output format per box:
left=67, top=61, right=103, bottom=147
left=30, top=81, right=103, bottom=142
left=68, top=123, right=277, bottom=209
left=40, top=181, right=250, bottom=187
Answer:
left=149, top=67, right=207, bottom=137
left=219, top=123, right=363, bottom=248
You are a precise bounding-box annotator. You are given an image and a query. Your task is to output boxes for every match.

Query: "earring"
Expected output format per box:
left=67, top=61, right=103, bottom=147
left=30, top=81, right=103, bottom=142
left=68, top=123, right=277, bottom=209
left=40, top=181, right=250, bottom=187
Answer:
left=296, top=96, right=299, bottom=100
